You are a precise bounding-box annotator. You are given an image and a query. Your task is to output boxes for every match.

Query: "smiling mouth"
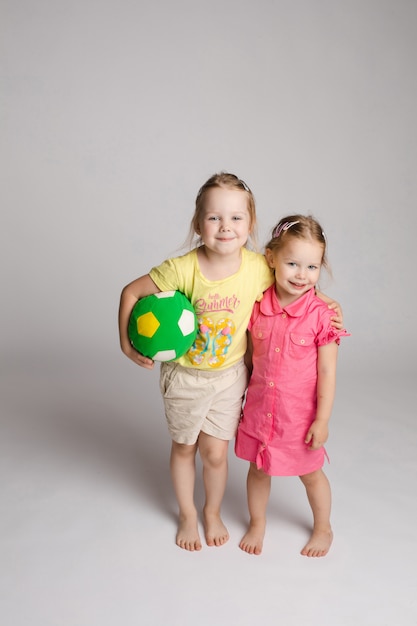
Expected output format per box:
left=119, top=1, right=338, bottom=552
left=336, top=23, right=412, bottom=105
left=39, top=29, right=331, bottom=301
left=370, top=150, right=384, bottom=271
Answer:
left=290, top=282, right=307, bottom=289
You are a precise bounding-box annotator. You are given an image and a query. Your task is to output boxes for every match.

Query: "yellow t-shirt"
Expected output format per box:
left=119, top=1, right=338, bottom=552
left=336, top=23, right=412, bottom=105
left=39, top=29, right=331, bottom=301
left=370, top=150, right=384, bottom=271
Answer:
left=149, top=248, right=273, bottom=370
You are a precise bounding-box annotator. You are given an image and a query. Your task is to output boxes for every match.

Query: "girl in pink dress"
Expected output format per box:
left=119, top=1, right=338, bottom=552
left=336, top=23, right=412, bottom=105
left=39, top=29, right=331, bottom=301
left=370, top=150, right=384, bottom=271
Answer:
left=235, top=215, right=349, bottom=557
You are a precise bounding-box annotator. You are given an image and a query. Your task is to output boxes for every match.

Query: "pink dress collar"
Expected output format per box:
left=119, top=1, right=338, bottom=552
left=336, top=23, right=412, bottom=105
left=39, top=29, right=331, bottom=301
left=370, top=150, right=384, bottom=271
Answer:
left=259, top=285, right=316, bottom=318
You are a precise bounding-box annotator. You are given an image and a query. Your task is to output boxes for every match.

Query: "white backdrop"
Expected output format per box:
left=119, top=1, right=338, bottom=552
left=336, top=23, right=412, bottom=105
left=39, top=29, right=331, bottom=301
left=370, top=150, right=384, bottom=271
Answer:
left=2, top=3, right=417, bottom=626
left=2, top=0, right=416, bottom=376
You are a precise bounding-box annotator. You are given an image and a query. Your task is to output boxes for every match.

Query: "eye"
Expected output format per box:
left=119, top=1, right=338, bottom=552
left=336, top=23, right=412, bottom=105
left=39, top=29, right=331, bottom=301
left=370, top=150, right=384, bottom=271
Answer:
left=308, top=265, right=318, bottom=271
left=207, top=216, right=220, bottom=221
left=232, top=215, right=243, bottom=221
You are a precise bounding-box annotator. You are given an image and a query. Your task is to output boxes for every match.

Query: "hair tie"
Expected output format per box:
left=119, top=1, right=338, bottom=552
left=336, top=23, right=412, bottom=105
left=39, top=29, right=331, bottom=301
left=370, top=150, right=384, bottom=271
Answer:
left=272, top=220, right=300, bottom=239
left=239, top=179, right=250, bottom=192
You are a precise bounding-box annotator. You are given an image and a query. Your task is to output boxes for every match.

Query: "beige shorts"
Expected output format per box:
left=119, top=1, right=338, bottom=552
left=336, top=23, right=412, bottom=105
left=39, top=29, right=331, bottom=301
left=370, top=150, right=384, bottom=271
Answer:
left=159, top=359, right=248, bottom=445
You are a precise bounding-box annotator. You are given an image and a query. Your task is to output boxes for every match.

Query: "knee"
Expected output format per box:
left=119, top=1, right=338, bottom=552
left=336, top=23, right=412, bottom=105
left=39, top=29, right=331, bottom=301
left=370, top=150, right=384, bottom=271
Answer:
left=201, top=444, right=228, bottom=469
left=299, top=469, right=322, bottom=488
left=249, top=463, right=269, bottom=483
left=171, top=441, right=197, bottom=460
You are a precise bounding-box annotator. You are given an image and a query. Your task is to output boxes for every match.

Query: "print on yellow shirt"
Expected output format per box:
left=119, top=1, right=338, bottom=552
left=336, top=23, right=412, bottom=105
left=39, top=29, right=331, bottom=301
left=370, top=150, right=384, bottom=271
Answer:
left=188, top=317, right=236, bottom=367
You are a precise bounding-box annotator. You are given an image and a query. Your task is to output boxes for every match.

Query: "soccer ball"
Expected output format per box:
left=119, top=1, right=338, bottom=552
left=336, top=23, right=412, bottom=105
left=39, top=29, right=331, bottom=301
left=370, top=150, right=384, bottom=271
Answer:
left=128, top=291, right=198, bottom=361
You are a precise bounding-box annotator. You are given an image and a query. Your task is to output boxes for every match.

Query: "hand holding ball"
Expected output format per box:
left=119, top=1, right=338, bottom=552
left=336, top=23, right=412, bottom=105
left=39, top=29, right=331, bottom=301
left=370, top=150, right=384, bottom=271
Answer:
left=128, top=291, right=198, bottom=362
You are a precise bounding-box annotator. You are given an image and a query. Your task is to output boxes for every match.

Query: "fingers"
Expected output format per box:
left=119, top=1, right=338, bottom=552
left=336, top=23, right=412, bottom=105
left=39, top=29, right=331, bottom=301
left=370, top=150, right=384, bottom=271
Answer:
left=305, top=431, right=326, bottom=450
left=129, top=349, right=155, bottom=369
left=136, top=356, right=155, bottom=370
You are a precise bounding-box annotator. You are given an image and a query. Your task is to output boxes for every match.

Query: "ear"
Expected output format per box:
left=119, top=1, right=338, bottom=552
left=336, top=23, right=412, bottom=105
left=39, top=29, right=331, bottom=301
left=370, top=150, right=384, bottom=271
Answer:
left=265, top=248, right=275, bottom=269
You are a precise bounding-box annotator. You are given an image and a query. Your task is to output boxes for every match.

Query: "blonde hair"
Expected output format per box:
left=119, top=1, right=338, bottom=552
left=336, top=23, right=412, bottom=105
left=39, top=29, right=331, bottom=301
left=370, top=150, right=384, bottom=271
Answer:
left=186, top=172, right=258, bottom=250
left=266, top=214, right=331, bottom=274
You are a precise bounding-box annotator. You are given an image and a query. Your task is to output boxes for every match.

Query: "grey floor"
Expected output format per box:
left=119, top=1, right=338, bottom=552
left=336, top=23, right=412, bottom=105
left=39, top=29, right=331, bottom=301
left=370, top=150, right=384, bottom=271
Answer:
left=1, top=353, right=416, bottom=626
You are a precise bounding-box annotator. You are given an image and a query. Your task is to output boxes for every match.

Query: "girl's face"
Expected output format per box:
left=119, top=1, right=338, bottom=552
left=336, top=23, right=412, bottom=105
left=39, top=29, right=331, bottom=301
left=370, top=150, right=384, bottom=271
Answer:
left=266, top=237, right=324, bottom=306
left=197, top=187, right=251, bottom=257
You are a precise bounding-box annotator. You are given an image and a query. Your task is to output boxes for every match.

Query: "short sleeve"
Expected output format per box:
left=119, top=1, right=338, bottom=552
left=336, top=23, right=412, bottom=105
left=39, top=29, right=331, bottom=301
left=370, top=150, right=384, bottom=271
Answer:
left=247, top=300, right=261, bottom=331
left=149, top=258, right=180, bottom=292
left=149, top=253, right=197, bottom=296
left=317, top=323, right=350, bottom=347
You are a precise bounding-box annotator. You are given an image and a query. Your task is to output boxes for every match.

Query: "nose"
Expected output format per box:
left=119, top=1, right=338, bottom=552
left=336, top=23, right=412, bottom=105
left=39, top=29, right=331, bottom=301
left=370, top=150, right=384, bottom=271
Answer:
left=220, top=220, right=231, bottom=231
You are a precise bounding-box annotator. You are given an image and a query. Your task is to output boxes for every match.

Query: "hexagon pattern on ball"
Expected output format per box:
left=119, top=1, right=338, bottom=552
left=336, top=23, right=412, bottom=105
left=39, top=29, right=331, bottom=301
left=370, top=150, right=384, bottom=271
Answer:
left=128, top=291, right=198, bottom=361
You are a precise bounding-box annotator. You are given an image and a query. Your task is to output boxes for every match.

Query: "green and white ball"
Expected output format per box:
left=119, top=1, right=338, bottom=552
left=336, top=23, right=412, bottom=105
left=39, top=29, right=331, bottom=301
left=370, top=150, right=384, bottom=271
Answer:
left=128, top=291, right=198, bottom=361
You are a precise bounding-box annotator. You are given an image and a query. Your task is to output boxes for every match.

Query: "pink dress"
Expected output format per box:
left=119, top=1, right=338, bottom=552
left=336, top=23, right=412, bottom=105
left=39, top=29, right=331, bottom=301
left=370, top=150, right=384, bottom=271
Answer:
left=235, top=286, right=348, bottom=476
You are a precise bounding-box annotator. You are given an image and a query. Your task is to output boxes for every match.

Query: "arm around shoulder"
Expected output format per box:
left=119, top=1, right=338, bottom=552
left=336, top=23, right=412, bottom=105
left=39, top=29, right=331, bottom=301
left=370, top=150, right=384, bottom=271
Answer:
left=118, top=274, right=161, bottom=369
left=315, top=290, right=344, bottom=330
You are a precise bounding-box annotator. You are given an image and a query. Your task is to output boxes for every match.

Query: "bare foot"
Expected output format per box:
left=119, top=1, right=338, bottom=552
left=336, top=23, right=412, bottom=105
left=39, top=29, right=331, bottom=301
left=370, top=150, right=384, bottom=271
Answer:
left=176, top=513, right=202, bottom=551
left=301, top=527, right=333, bottom=557
left=203, top=510, right=229, bottom=547
left=239, top=521, right=265, bottom=555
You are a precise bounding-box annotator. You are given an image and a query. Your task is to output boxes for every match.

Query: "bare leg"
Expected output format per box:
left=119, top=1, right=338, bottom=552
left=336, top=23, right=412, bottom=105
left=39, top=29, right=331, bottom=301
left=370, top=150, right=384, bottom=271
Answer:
left=299, top=469, right=333, bottom=557
left=198, top=432, right=230, bottom=547
left=239, top=463, right=271, bottom=555
left=170, top=441, right=202, bottom=551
